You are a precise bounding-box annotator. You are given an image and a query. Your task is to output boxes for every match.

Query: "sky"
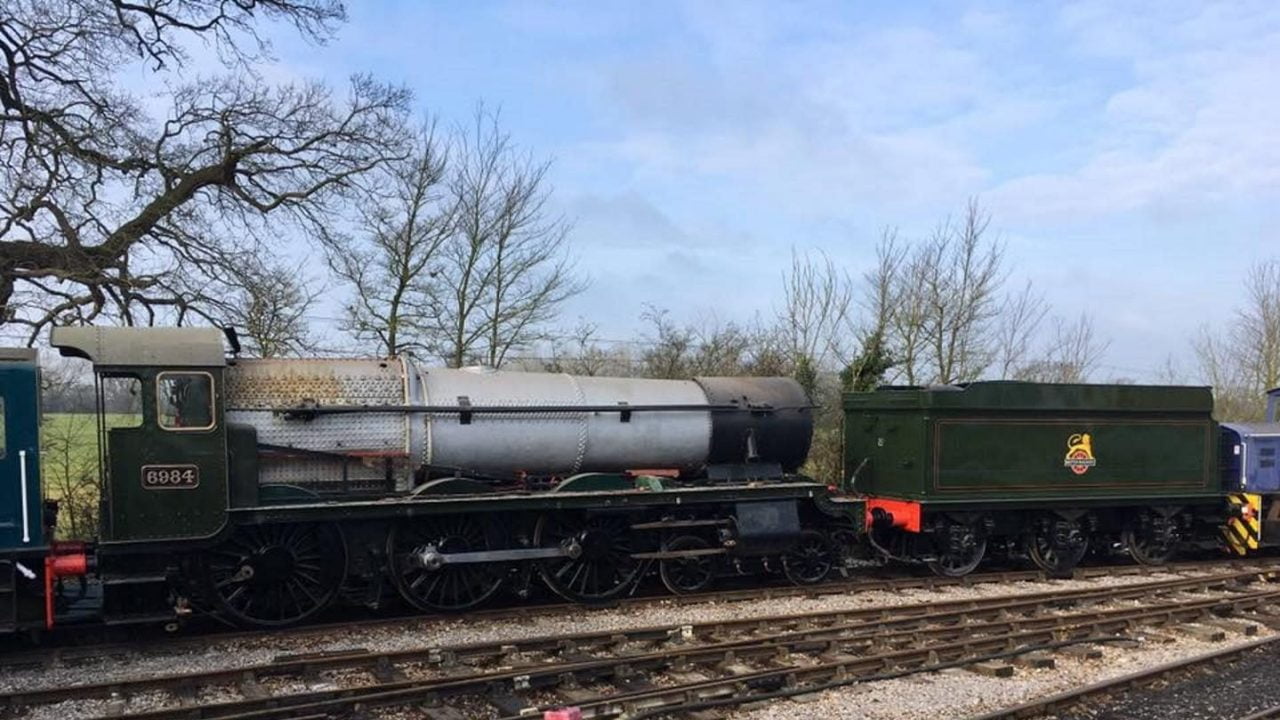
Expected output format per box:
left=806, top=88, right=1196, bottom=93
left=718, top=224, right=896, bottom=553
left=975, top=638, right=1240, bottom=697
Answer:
left=258, top=1, right=1280, bottom=380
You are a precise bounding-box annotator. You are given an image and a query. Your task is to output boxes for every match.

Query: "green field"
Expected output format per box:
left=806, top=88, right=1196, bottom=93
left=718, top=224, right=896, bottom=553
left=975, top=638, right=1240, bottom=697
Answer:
left=41, top=412, right=138, bottom=538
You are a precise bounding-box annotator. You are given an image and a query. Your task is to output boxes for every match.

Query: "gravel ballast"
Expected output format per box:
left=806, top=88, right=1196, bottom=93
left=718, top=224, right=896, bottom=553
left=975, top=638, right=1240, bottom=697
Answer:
left=0, top=571, right=1193, bottom=696
left=1, top=568, right=1269, bottom=720
left=1047, top=639, right=1280, bottom=720
left=731, top=623, right=1277, bottom=720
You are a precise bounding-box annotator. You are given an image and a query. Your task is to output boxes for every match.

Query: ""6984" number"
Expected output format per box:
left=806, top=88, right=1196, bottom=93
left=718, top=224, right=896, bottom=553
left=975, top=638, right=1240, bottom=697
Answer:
left=141, top=464, right=200, bottom=490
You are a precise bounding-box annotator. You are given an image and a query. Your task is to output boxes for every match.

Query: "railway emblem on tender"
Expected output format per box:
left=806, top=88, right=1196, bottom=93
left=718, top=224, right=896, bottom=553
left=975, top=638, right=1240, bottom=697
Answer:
left=1063, top=433, right=1096, bottom=475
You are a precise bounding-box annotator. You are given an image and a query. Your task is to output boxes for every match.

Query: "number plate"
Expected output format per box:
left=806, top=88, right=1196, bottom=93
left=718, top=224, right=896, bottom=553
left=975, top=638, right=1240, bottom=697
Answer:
left=141, top=464, right=200, bottom=490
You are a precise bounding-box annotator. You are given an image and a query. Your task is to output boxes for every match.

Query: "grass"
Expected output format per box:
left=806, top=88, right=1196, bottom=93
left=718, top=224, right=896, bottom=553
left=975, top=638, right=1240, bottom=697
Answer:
left=40, top=412, right=139, bottom=481
left=40, top=412, right=139, bottom=537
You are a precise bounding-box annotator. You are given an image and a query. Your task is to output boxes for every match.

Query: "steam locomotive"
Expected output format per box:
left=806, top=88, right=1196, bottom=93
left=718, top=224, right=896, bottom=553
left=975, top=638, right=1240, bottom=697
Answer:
left=1, top=326, right=1276, bottom=635
left=2, top=327, right=837, bottom=633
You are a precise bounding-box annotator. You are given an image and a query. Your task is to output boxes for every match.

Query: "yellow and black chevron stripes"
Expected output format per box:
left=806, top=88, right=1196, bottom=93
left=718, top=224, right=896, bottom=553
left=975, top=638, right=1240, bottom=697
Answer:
left=1223, top=493, right=1262, bottom=555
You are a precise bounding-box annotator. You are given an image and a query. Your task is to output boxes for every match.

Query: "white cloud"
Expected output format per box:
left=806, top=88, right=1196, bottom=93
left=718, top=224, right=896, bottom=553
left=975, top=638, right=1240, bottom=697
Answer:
left=587, top=14, right=1004, bottom=221
left=990, top=3, right=1280, bottom=224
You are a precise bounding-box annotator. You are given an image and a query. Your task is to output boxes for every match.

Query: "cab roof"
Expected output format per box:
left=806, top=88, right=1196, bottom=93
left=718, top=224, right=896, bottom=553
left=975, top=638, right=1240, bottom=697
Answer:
left=50, top=327, right=226, bottom=368
left=0, top=348, right=37, bottom=363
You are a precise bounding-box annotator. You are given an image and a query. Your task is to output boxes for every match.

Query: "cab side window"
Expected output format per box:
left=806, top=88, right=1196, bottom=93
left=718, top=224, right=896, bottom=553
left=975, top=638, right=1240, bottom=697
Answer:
left=157, top=372, right=215, bottom=431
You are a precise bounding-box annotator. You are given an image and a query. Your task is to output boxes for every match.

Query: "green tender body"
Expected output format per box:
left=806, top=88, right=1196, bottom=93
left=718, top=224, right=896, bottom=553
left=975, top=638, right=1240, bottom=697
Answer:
left=843, top=382, right=1219, bottom=506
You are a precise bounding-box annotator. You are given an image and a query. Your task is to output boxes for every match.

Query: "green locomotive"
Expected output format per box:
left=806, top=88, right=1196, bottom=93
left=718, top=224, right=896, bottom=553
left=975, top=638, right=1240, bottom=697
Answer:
left=2, top=327, right=843, bottom=634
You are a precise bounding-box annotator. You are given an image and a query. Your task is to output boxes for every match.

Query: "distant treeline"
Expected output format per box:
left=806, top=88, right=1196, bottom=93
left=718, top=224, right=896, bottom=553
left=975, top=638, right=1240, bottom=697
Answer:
left=43, top=380, right=139, bottom=414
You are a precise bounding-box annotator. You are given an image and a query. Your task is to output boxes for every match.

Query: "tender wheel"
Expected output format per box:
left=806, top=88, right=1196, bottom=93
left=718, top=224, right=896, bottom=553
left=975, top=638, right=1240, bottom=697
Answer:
left=204, top=523, right=346, bottom=628
left=783, top=530, right=835, bottom=585
left=1025, top=516, right=1089, bottom=574
left=828, top=522, right=861, bottom=570
left=535, top=512, right=643, bottom=603
left=1122, top=518, right=1178, bottom=565
left=387, top=516, right=506, bottom=612
left=927, top=521, right=986, bottom=578
left=659, top=535, right=716, bottom=594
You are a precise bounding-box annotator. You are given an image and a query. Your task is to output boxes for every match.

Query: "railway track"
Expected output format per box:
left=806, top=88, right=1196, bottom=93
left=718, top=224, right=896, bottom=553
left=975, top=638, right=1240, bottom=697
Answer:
left=970, top=628, right=1280, bottom=720
left=0, top=556, right=1251, bottom=675
left=6, top=562, right=1280, bottom=720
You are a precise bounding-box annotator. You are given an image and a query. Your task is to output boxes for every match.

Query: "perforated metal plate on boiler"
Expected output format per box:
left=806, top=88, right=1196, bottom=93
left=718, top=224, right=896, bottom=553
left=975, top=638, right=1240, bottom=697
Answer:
left=225, top=358, right=411, bottom=488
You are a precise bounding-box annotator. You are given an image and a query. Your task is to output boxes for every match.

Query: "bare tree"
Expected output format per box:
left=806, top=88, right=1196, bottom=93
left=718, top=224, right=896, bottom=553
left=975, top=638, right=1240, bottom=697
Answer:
left=639, top=306, right=780, bottom=379
left=542, top=322, right=621, bottom=377
left=431, top=106, right=584, bottom=368
left=639, top=307, right=719, bottom=379
left=218, top=263, right=319, bottom=358
left=886, top=236, right=929, bottom=385
left=34, top=353, right=97, bottom=535
left=862, top=231, right=903, bottom=344
left=773, top=247, right=866, bottom=478
left=1015, top=314, right=1109, bottom=383
left=1156, top=354, right=1185, bottom=384
left=841, top=230, right=905, bottom=389
left=778, top=249, right=854, bottom=370
left=872, top=201, right=1004, bottom=384
left=41, top=412, right=101, bottom=539
left=917, top=200, right=1004, bottom=383
left=1194, top=327, right=1257, bottom=420
left=1194, top=260, right=1280, bottom=420
left=39, top=353, right=95, bottom=411
left=994, top=280, right=1049, bottom=378
left=1053, top=313, right=1108, bottom=382
left=0, top=1, right=411, bottom=343
left=1237, top=260, right=1280, bottom=394
left=740, top=322, right=790, bottom=376
left=323, top=119, right=451, bottom=356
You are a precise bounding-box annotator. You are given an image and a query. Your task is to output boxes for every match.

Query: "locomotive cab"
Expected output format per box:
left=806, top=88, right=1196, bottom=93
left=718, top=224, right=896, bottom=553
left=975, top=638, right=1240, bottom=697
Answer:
left=50, top=327, right=231, bottom=547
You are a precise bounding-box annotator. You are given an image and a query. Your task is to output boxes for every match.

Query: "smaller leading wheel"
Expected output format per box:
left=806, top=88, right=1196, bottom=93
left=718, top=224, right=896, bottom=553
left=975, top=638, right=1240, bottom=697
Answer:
left=659, top=535, right=716, bottom=594
left=783, top=530, right=835, bottom=585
